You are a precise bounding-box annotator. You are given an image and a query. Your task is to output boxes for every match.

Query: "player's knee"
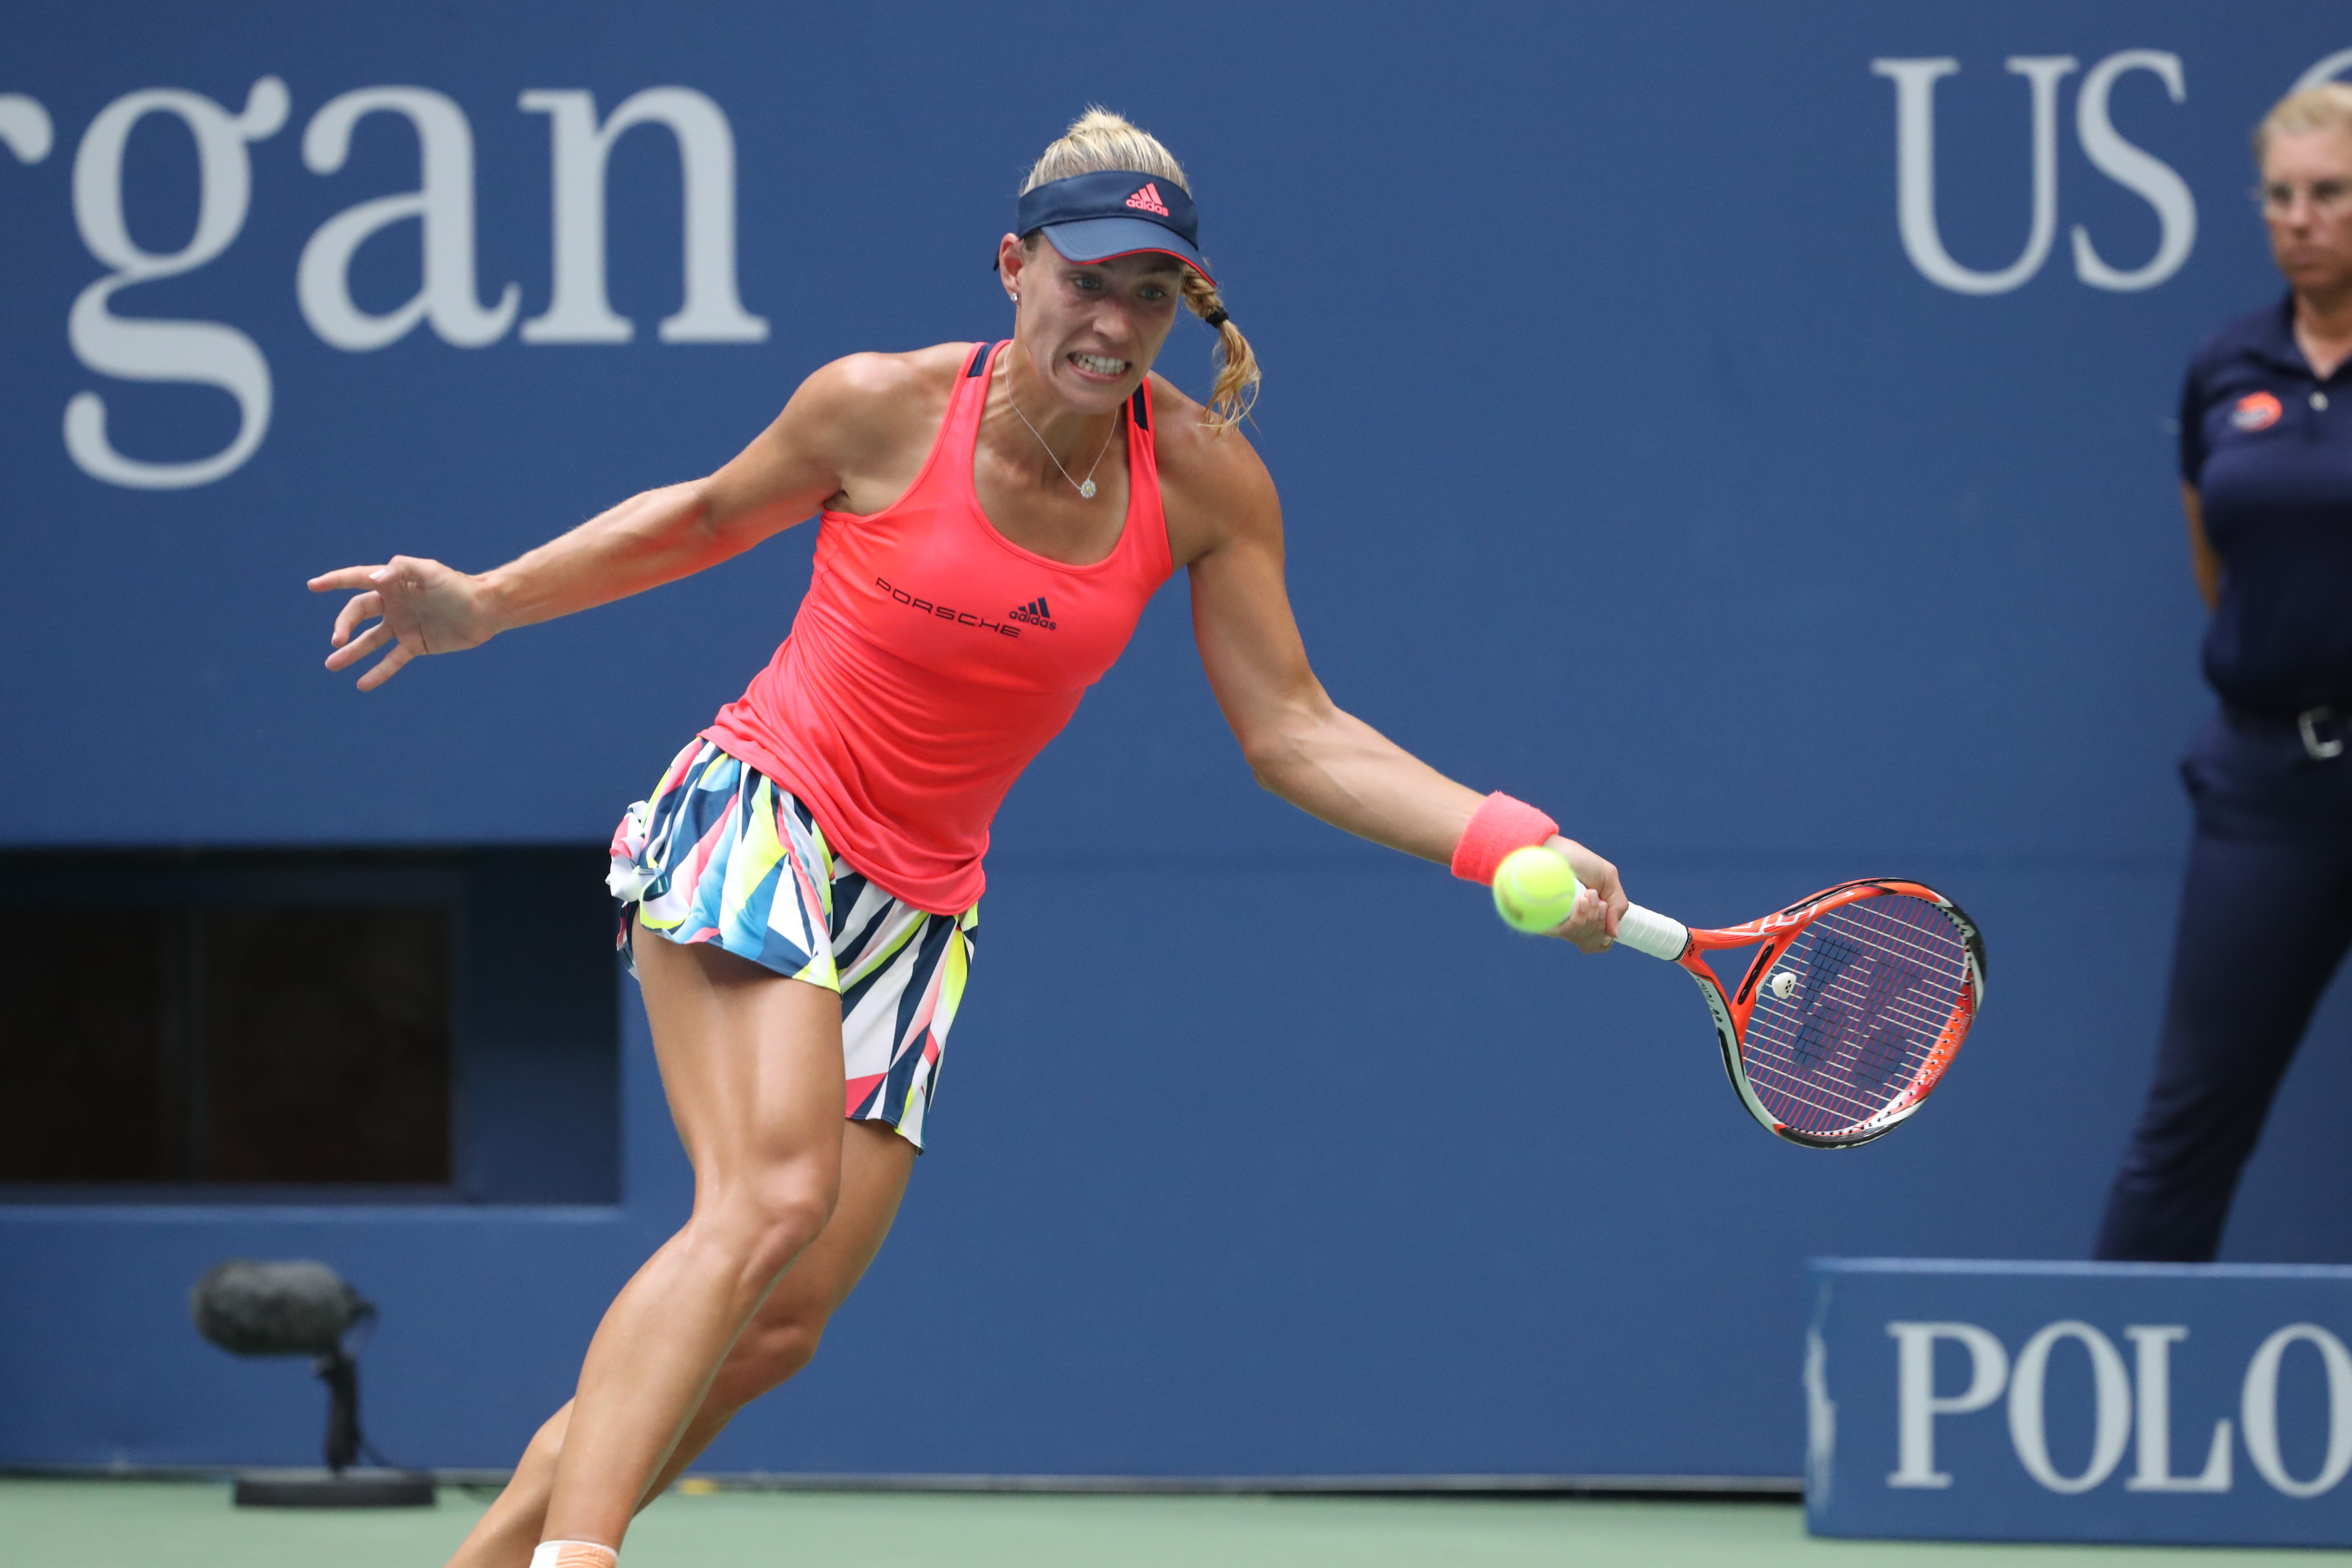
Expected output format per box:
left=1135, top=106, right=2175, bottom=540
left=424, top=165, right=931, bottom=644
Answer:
left=706, top=1171, right=837, bottom=1283
left=519, top=1404, right=571, bottom=1471
left=727, top=1314, right=829, bottom=1401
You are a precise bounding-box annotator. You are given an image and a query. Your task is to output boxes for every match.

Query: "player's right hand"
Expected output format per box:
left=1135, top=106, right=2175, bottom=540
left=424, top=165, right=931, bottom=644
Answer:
left=309, top=555, right=494, bottom=691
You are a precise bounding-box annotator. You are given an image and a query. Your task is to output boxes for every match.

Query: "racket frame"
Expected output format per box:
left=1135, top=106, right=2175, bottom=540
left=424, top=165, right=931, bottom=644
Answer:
left=1645, top=879, right=1986, bottom=1149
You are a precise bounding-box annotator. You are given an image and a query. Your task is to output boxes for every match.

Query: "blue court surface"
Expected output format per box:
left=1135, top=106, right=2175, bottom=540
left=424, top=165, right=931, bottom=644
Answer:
left=2, top=1479, right=2340, bottom=1567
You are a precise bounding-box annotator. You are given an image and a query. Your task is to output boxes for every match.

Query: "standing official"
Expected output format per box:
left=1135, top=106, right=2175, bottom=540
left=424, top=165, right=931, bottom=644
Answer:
left=2097, top=85, right=2352, bottom=1261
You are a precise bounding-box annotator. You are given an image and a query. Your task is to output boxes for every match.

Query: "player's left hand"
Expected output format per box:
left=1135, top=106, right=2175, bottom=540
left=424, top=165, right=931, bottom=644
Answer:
left=1542, top=835, right=1627, bottom=953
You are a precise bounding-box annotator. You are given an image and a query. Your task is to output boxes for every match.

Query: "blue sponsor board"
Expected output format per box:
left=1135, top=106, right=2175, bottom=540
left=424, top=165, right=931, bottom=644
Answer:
left=1807, top=1260, right=2352, bottom=1547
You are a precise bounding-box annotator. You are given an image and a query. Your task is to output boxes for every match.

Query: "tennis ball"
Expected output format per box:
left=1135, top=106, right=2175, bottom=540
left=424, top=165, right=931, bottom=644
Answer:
left=1492, top=845, right=1581, bottom=934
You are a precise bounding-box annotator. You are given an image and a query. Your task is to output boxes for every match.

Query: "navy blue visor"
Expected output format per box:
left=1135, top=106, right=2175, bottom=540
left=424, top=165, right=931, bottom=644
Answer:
left=1014, top=170, right=1213, bottom=286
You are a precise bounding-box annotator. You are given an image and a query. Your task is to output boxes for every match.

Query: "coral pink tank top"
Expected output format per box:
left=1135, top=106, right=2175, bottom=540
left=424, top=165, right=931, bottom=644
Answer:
left=704, top=342, right=1175, bottom=913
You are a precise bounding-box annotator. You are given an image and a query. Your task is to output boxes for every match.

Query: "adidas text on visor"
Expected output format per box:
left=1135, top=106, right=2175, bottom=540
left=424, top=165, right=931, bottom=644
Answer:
left=1015, top=171, right=1214, bottom=286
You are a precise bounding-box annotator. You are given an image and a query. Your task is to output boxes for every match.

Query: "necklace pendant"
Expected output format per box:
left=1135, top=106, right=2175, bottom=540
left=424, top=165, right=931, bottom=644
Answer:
left=1078, top=479, right=1096, bottom=500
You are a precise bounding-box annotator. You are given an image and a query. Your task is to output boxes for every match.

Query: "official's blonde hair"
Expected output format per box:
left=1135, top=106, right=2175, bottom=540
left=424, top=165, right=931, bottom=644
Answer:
left=2255, top=82, right=2352, bottom=164
left=1021, top=107, right=1258, bottom=432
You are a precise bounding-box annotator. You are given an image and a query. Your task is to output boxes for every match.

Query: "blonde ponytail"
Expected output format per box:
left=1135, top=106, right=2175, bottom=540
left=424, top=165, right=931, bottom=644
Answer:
left=1179, top=271, right=1259, bottom=432
left=1021, top=107, right=1261, bottom=432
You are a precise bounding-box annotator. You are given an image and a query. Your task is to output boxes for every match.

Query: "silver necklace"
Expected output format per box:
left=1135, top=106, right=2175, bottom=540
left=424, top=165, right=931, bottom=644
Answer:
left=1003, top=368, right=1118, bottom=500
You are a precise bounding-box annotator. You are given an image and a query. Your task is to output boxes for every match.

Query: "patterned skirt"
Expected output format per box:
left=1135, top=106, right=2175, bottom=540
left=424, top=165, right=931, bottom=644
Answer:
left=607, top=738, right=977, bottom=1148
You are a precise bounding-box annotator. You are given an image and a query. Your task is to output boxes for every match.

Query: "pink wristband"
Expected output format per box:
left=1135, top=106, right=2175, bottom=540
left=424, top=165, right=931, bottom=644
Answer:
left=1449, top=792, right=1561, bottom=884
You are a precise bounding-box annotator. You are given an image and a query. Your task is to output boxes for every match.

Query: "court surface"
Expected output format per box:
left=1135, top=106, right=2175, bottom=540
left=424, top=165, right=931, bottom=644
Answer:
left=4, top=1479, right=2343, bottom=1567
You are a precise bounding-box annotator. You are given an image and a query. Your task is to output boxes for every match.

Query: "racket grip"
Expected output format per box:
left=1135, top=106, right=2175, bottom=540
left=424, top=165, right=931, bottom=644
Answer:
left=1616, top=903, right=1690, bottom=961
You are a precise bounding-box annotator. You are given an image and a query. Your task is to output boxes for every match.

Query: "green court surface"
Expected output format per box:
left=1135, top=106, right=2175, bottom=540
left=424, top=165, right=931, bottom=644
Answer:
left=2, top=1478, right=2341, bottom=1567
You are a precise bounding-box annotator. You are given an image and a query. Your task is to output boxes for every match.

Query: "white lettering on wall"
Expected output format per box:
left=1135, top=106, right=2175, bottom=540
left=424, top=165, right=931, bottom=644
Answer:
left=1886, top=1321, right=2008, bottom=1488
left=66, top=77, right=287, bottom=490
left=2070, top=51, right=2197, bottom=292
left=2241, top=1324, right=2352, bottom=1499
left=2125, top=1325, right=2231, bottom=1492
left=1871, top=56, right=2077, bottom=295
left=0, top=95, right=54, bottom=162
left=38, top=77, right=766, bottom=489
left=2006, top=1320, right=2132, bottom=1494
left=2294, top=49, right=2352, bottom=95
left=298, top=87, right=518, bottom=350
left=1872, top=51, right=2197, bottom=295
left=518, top=87, right=768, bottom=344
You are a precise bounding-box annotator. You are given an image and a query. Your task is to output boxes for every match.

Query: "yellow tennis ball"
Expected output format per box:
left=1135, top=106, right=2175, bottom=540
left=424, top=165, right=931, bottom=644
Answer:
left=1492, top=845, right=1581, bottom=934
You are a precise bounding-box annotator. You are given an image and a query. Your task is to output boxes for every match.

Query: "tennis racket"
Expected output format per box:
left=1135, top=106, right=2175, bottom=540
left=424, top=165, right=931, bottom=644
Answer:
left=1612, top=880, right=1985, bottom=1148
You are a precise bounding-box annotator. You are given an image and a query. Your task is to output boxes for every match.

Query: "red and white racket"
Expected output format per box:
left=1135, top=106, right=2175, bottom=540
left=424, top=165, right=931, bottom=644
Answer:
left=1612, top=880, right=1986, bottom=1148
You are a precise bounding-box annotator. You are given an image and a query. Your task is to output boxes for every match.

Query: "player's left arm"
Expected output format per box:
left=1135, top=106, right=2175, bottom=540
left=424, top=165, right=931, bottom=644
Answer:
left=1171, top=425, right=1625, bottom=948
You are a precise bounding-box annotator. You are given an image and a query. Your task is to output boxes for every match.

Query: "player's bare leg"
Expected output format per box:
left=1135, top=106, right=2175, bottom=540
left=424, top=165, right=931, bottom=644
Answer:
left=444, top=1119, right=912, bottom=1568
left=463, top=928, right=847, bottom=1557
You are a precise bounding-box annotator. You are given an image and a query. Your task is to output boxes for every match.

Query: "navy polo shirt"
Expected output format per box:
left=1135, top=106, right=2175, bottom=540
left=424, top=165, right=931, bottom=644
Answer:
left=2180, top=294, right=2352, bottom=718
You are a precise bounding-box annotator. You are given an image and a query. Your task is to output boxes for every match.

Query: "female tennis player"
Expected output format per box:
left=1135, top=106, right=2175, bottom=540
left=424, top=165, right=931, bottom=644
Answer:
left=313, top=110, right=1629, bottom=1568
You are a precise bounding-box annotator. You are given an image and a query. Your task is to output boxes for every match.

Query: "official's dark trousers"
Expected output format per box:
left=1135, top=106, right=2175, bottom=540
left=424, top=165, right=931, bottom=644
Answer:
left=2094, top=708, right=2352, bottom=1262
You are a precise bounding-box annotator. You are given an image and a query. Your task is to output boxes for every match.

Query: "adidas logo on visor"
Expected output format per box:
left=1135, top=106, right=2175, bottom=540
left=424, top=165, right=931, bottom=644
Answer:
left=1008, top=596, right=1057, bottom=631
left=1124, top=182, right=1170, bottom=217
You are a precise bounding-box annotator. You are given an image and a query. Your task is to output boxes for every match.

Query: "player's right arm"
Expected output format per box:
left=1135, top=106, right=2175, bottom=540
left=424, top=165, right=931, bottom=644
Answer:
left=310, top=348, right=954, bottom=690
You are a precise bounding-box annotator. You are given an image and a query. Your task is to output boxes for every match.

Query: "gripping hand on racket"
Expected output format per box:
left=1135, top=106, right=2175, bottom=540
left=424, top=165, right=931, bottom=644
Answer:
left=310, top=557, right=499, bottom=691
left=1540, top=834, right=1627, bottom=953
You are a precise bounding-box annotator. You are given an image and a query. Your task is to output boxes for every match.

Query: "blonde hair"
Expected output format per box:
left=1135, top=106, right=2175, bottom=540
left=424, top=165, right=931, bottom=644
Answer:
left=2255, top=82, right=2352, bottom=163
left=1021, top=107, right=1259, bottom=432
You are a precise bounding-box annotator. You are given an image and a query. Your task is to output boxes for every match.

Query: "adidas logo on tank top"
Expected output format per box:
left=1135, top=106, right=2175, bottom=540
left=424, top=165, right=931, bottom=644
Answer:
left=1008, top=596, right=1057, bottom=631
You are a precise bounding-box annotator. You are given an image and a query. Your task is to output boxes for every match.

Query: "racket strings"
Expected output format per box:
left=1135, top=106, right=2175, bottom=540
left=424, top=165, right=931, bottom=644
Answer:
left=1743, top=921, right=1964, bottom=1127
left=1735, top=897, right=1970, bottom=1135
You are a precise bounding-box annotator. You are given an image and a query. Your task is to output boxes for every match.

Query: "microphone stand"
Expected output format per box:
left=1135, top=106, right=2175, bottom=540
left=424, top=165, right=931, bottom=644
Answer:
left=232, top=1300, right=435, bottom=1509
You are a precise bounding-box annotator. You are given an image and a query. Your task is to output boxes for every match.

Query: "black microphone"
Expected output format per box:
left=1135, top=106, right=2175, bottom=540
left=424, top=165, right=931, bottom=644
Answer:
left=186, top=1258, right=431, bottom=1504
left=190, top=1260, right=373, bottom=1358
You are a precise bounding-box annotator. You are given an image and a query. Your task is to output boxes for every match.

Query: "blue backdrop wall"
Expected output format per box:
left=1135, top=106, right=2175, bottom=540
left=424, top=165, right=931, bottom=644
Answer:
left=4, top=0, right=2352, bottom=1479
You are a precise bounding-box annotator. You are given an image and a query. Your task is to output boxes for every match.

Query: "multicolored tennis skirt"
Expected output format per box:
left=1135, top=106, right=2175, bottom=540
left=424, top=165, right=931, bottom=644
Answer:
left=607, top=738, right=977, bottom=1149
